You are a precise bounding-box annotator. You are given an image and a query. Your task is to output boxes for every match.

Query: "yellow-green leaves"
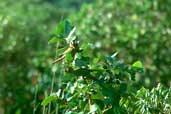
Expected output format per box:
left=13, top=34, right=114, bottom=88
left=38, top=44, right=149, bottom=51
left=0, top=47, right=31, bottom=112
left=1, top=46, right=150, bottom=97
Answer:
left=132, top=60, right=143, bottom=69
left=45, top=20, right=148, bottom=114
left=41, top=93, right=58, bottom=106
left=48, top=19, right=74, bottom=44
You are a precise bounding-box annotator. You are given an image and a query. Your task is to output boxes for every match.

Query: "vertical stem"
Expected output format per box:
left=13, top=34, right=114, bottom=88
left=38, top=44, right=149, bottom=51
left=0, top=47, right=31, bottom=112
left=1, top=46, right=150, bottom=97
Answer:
left=43, top=91, right=47, bottom=114
left=55, top=103, right=58, bottom=114
left=33, top=84, right=38, bottom=114
left=48, top=70, right=56, bottom=114
left=48, top=42, right=60, bottom=114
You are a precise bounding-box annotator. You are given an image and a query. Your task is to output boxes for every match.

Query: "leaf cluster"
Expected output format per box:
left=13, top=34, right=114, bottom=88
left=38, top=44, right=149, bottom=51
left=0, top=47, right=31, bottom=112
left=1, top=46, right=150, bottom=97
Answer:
left=42, top=20, right=147, bottom=114
left=72, top=0, right=171, bottom=87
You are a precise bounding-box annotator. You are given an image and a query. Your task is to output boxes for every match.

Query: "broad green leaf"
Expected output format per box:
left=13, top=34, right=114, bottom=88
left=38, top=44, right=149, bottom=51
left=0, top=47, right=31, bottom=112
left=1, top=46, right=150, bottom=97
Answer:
left=73, top=56, right=89, bottom=67
left=136, top=87, right=147, bottom=97
left=65, top=53, right=73, bottom=62
left=91, top=92, right=104, bottom=100
left=56, top=19, right=73, bottom=38
left=61, top=73, right=73, bottom=82
left=64, top=20, right=73, bottom=37
left=41, top=93, right=58, bottom=106
left=48, top=37, right=62, bottom=44
left=132, top=61, right=143, bottom=68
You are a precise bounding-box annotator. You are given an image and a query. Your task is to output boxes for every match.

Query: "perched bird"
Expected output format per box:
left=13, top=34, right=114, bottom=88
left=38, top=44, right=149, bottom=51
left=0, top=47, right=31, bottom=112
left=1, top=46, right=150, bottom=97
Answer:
left=52, top=38, right=79, bottom=64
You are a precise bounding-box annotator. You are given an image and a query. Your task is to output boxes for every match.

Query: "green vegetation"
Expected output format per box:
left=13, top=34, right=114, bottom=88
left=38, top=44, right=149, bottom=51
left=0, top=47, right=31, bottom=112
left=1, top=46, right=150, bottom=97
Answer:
left=72, top=0, right=171, bottom=87
left=42, top=19, right=171, bottom=114
left=0, top=0, right=85, bottom=113
left=0, top=0, right=171, bottom=114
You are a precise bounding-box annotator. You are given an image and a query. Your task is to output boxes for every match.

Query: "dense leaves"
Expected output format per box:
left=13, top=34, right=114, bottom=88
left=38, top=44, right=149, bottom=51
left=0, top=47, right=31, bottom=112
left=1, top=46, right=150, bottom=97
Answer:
left=42, top=20, right=171, bottom=114
left=121, top=84, right=171, bottom=114
left=72, top=0, right=171, bottom=87
left=1, top=0, right=171, bottom=114
left=0, top=0, right=88, bottom=113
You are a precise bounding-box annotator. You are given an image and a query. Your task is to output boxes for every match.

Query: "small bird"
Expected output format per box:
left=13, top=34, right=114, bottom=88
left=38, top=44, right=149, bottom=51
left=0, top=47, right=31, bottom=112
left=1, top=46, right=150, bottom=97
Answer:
left=52, top=38, right=79, bottom=64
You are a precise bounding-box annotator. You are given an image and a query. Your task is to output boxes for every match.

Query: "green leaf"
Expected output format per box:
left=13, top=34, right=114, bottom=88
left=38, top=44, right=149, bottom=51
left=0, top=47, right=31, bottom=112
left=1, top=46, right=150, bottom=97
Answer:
left=56, top=19, right=73, bottom=38
left=91, top=92, right=104, bottom=100
left=65, top=53, right=73, bottom=62
left=48, top=37, right=62, bottom=44
left=64, top=20, right=73, bottom=36
left=74, top=56, right=90, bottom=67
left=41, top=93, right=58, bottom=106
left=61, top=73, right=73, bottom=82
left=132, top=61, right=143, bottom=68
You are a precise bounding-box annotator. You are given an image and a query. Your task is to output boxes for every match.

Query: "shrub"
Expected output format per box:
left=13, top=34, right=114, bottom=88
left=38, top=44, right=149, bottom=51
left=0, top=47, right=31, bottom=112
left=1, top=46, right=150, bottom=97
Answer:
left=42, top=20, right=142, bottom=114
left=72, top=0, right=171, bottom=87
left=42, top=20, right=171, bottom=114
left=122, top=84, right=171, bottom=114
left=0, top=0, right=66, bottom=113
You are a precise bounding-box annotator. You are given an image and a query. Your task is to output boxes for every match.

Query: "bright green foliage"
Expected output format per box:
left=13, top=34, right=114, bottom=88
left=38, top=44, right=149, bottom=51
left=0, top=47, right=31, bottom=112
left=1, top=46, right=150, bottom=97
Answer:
left=132, top=61, right=143, bottom=69
left=42, top=20, right=145, bottom=114
left=121, top=84, right=171, bottom=114
left=0, top=1, right=93, bottom=113
left=1, top=0, right=171, bottom=113
left=42, top=20, right=171, bottom=114
left=72, top=0, right=171, bottom=87
left=0, top=0, right=73, bottom=113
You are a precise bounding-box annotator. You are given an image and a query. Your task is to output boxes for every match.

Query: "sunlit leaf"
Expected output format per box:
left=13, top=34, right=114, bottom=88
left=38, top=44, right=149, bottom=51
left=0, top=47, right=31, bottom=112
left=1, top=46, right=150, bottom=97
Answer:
left=89, top=104, right=98, bottom=113
left=132, top=61, right=143, bottom=69
left=41, top=93, right=58, bottom=106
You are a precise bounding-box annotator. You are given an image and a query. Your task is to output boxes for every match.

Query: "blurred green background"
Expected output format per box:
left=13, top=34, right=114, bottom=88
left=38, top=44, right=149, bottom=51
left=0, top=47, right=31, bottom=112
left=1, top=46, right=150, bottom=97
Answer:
left=0, top=0, right=170, bottom=113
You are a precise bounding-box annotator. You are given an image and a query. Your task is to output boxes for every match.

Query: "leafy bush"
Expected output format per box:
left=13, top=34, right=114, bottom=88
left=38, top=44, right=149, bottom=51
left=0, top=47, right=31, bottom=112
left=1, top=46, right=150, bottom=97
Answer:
left=1, top=0, right=171, bottom=113
left=122, top=84, right=171, bottom=114
left=72, top=0, right=171, bottom=87
left=42, top=20, right=171, bottom=114
left=0, top=0, right=68, bottom=113
left=0, top=0, right=93, bottom=113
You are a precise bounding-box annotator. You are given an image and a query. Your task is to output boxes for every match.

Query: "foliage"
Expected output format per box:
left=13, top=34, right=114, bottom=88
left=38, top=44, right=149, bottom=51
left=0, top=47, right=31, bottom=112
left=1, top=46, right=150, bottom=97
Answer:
left=0, top=0, right=94, bottom=113
left=1, top=0, right=171, bottom=113
left=121, top=84, right=171, bottom=114
left=51, top=0, right=93, bottom=10
left=0, top=0, right=76, bottom=113
left=42, top=20, right=171, bottom=114
left=72, top=0, right=171, bottom=87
